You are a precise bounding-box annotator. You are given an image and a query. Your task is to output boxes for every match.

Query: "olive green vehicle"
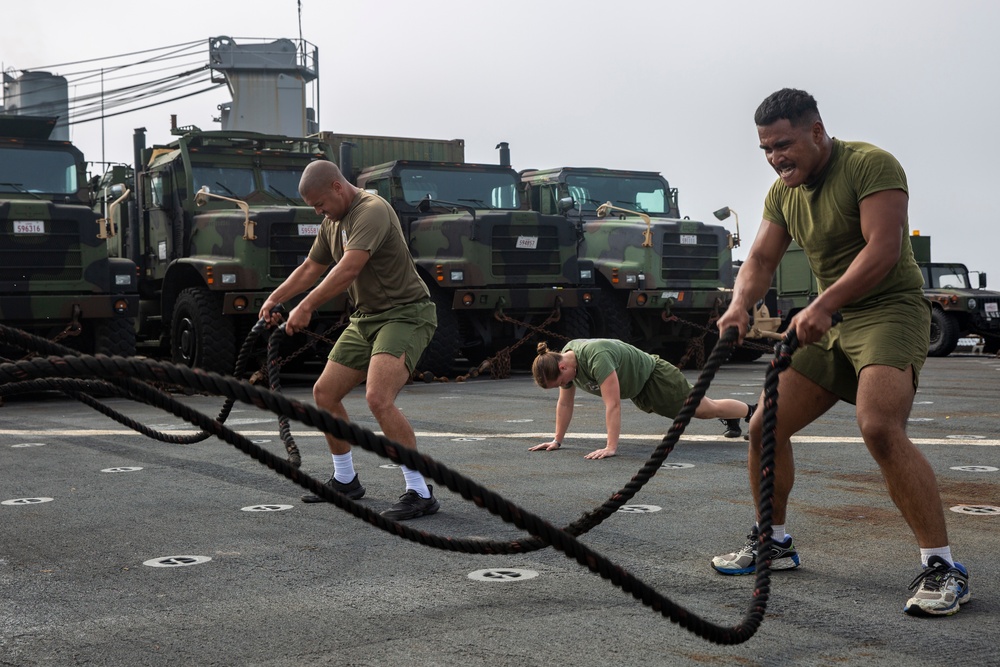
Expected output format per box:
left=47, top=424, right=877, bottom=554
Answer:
left=325, top=136, right=595, bottom=375
left=95, top=125, right=347, bottom=374
left=0, top=114, right=138, bottom=358
left=357, top=159, right=595, bottom=375
left=772, top=235, right=1000, bottom=357
left=911, top=235, right=1000, bottom=356
left=520, top=167, right=737, bottom=362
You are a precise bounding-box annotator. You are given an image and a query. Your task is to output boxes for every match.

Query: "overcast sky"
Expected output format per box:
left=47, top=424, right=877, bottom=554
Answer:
left=4, top=0, right=998, bottom=284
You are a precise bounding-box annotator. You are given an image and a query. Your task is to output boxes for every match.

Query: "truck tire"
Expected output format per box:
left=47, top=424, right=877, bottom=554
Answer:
left=557, top=306, right=592, bottom=340
left=928, top=308, right=959, bottom=357
left=93, top=317, right=137, bottom=357
left=416, top=286, right=460, bottom=377
left=589, top=290, right=633, bottom=343
left=171, top=287, right=236, bottom=374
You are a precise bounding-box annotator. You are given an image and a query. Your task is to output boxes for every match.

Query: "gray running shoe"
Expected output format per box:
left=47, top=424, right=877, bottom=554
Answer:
left=904, top=556, right=971, bottom=616
left=711, top=527, right=800, bottom=575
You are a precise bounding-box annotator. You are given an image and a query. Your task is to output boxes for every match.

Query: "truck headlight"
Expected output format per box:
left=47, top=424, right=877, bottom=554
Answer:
left=968, top=298, right=977, bottom=309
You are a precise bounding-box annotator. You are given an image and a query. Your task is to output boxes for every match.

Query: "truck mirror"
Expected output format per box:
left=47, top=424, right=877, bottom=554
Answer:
left=557, top=197, right=575, bottom=214
left=980, top=273, right=987, bottom=289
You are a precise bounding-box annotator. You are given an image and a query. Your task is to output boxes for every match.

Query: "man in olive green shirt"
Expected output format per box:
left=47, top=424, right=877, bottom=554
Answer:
left=713, top=88, right=969, bottom=617
left=259, top=160, right=439, bottom=521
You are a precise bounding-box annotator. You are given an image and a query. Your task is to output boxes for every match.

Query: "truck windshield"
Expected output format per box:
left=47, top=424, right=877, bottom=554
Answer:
left=565, top=174, right=669, bottom=213
left=261, top=168, right=305, bottom=201
left=191, top=166, right=255, bottom=198
left=0, top=147, right=78, bottom=194
left=398, top=167, right=521, bottom=209
left=924, top=264, right=971, bottom=289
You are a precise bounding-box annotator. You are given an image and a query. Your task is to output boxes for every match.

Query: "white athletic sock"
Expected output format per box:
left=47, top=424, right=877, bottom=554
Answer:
left=401, top=465, right=430, bottom=498
left=332, top=452, right=356, bottom=484
left=920, top=547, right=954, bottom=567
left=770, top=524, right=787, bottom=543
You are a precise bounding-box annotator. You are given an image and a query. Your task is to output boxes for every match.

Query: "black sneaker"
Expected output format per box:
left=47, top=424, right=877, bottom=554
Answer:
left=380, top=486, right=440, bottom=520
left=301, top=474, right=366, bottom=503
left=720, top=418, right=742, bottom=438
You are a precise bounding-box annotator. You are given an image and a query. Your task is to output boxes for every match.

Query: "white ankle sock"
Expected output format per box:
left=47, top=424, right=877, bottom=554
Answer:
left=920, top=547, right=954, bottom=567
left=401, top=465, right=430, bottom=498
left=332, top=452, right=356, bottom=484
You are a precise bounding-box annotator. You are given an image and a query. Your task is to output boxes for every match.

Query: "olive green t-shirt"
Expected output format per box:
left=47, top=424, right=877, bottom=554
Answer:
left=563, top=339, right=656, bottom=398
left=308, top=190, right=429, bottom=313
left=763, top=139, right=924, bottom=310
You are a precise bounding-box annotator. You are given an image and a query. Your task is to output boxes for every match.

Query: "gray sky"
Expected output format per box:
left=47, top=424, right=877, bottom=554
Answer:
left=4, top=0, right=998, bottom=284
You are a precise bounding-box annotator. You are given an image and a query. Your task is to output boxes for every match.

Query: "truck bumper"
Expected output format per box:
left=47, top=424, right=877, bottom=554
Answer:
left=626, top=288, right=731, bottom=312
left=0, top=294, right=138, bottom=321
left=449, top=287, right=595, bottom=311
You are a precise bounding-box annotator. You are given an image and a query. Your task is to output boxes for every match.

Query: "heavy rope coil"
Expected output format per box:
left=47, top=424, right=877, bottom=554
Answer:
left=0, top=321, right=802, bottom=645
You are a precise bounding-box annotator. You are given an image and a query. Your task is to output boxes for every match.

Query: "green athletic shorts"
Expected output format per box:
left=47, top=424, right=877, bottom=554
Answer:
left=631, top=356, right=693, bottom=419
left=329, top=299, right=437, bottom=374
left=791, top=292, right=931, bottom=404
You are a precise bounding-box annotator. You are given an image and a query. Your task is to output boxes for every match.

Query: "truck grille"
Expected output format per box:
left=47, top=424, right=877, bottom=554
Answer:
left=491, top=224, right=562, bottom=277
left=268, top=222, right=317, bottom=280
left=0, top=219, right=83, bottom=284
left=660, top=232, right=721, bottom=282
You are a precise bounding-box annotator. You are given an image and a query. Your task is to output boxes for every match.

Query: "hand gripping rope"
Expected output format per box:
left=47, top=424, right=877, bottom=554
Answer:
left=0, top=319, right=818, bottom=646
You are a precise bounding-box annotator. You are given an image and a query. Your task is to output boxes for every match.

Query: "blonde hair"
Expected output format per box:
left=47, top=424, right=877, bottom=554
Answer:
left=532, top=341, right=563, bottom=387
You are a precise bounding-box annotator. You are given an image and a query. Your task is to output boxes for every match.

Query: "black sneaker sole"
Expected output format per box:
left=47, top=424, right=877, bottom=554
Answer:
left=301, top=485, right=366, bottom=503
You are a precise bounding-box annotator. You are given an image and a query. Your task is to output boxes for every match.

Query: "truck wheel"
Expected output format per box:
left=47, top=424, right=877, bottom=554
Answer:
left=557, top=306, right=592, bottom=340
left=590, top=290, right=633, bottom=343
left=171, top=287, right=236, bottom=374
left=928, top=308, right=959, bottom=357
left=416, top=286, right=460, bottom=377
left=93, top=317, right=136, bottom=357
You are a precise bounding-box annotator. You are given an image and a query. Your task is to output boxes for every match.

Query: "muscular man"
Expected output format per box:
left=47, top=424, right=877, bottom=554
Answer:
left=712, top=88, right=969, bottom=617
left=260, top=160, right=439, bottom=520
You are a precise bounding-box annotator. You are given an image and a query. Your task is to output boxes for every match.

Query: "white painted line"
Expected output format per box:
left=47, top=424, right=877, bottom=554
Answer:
left=3, top=429, right=998, bottom=446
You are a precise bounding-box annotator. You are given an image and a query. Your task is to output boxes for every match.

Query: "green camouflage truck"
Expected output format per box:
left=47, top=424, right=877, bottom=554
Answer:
left=95, top=125, right=347, bottom=374
left=0, top=114, right=138, bottom=357
left=772, top=235, right=1000, bottom=356
left=520, top=167, right=736, bottom=362
left=319, top=133, right=596, bottom=375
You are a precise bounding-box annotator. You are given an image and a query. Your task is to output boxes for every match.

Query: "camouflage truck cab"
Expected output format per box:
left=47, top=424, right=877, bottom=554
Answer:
left=0, top=115, right=137, bottom=358
left=521, top=167, right=734, bottom=362
left=356, top=159, right=595, bottom=375
left=97, top=126, right=347, bottom=374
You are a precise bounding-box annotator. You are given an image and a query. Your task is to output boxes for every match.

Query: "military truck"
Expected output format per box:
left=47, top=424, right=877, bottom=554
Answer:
left=0, top=114, right=138, bottom=358
left=520, top=167, right=736, bottom=362
left=319, top=133, right=596, bottom=375
left=95, top=124, right=347, bottom=374
left=772, top=235, right=1000, bottom=356
left=911, top=235, right=1000, bottom=356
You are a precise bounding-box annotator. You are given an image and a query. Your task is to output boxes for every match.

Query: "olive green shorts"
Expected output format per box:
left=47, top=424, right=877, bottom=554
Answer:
left=631, top=356, right=693, bottom=419
left=791, top=292, right=931, bottom=405
left=329, top=299, right=437, bottom=375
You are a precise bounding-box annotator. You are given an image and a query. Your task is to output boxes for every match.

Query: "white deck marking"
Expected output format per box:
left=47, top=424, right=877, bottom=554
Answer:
left=2, top=428, right=997, bottom=446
